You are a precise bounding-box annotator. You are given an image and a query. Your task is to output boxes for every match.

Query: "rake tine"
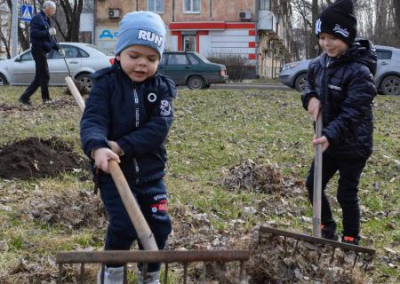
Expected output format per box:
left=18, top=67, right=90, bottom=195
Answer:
left=239, top=260, right=245, bottom=283
left=353, top=253, right=359, bottom=268
left=101, top=264, right=105, bottom=284
left=79, top=263, right=85, bottom=284
left=58, top=264, right=63, bottom=284
left=292, top=240, right=299, bottom=255
left=164, top=262, right=169, bottom=284
left=202, top=262, right=207, bottom=284
left=284, top=236, right=287, bottom=254
left=183, top=262, right=188, bottom=284
left=142, top=263, right=148, bottom=282
left=330, top=248, right=336, bottom=263
left=123, top=264, right=127, bottom=284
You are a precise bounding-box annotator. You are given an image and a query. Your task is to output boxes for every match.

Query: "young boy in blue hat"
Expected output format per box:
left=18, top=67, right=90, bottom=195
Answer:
left=302, top=0, right=377, bottom=245
left=80, top=11, right=176, bottom=284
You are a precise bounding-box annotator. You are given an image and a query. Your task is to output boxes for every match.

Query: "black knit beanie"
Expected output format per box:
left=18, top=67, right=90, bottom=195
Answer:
left=315, top=0, right=357, bottom=45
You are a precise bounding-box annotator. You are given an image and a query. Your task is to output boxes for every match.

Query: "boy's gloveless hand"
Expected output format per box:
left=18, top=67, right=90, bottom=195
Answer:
left=308, top=97, right=320, bottom=122
left=93, top=148, right=120, bottom=173
left=108, top=141, right=123, bottom=156
left=313, top=135, right=330, bottom=152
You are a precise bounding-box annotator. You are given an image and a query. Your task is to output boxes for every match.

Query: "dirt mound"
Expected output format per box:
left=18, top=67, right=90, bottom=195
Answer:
left=223, top=159, right=285, bottom=193
left=0, top=137, right=85, bottom=180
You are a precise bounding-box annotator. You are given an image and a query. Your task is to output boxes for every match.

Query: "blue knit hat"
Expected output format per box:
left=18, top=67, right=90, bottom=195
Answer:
left=115, top=11, right=166, bottom=57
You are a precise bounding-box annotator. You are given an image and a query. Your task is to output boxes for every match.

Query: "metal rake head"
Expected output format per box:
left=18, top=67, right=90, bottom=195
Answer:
left=56, top=250, right=250, bottom=284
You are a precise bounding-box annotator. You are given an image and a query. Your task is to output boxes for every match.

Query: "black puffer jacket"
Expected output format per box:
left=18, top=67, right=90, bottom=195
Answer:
left=301, top=40, right=377, bottom=159
left=81, top=62, right=177, bottom=184
left=30, top=10, right=58, bottom=53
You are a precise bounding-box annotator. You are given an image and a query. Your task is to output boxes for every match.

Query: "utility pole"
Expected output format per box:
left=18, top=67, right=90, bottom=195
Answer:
left=11, top=0, right=18, bottom=57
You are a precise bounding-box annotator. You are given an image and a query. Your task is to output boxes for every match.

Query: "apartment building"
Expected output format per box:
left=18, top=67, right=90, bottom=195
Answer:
left=95, top=0, right=291, bottom=78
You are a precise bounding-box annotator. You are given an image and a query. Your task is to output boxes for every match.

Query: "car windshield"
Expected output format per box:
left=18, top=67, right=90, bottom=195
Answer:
left=84, top=44, right=114, bottom=56
left=194, top=52, right=211, bottom=63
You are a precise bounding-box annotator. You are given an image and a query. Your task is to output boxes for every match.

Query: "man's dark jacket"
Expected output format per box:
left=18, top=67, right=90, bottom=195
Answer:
left=301, top=40, right=377, bottom=159
left=80, top=63, right=177, bottom=185
left=30, top=10, right=58, bottom=52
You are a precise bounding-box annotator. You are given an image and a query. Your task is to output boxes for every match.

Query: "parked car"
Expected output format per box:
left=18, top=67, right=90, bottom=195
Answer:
left=279, top=45, right=400, bottom=95
left=0, top=42, right=114, bottom=90
left=157, top=51, right=228, bottom=89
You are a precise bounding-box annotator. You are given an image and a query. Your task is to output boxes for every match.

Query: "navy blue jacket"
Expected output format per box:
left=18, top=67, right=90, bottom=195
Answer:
left=81, top=63, right=177, bottom=184
left=30, top=10, right=58, bottom=52
left=301, top=40, right=377, bottom=159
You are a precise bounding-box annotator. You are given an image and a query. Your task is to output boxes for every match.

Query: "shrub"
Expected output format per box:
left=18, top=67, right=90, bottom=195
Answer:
left=207, top=54, right=255, bottom=81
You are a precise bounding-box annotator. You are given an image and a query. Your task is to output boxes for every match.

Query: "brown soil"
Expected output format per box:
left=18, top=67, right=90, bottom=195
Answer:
left=0, top=137, right=85, bottom=180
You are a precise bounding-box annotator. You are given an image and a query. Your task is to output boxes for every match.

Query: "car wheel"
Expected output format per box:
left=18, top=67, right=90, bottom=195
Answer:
left=294, top=73, right=307, bottom=92
left=380, top=75, right=400, bottom=96
left=0, top=73, right=8, bottom=86
left=76, top=73, right=93, bottom=91
left=187, top=76, right=205, bottom=90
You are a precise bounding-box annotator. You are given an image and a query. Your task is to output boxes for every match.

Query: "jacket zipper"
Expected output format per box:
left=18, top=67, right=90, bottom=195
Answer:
left=133, top=88, right=140, bottom=184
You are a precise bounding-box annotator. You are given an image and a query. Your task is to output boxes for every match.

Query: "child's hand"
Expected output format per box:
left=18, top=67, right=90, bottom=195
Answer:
left=108, top=141, right=124, bottom=156
left=93, top=148, right=120, bottom=173
left=313, top=135, right=330, bottom=152
left=308, top=97, right=320, bottom=121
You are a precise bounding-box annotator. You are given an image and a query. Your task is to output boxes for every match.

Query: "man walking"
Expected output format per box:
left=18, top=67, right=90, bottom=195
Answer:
left=19, top=1, right=59, bottom=105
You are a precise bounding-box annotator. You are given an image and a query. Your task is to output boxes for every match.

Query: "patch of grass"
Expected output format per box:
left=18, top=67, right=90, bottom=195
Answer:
left=0, top=86, right=399, bottom=282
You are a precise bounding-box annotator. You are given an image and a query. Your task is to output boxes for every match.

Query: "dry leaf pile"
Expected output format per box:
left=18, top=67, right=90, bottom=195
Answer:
left=20, top=188, right=106, bottom=230
left=223, top=159, right=305, bottom=196
left=246, top=227, right=373, bottom=284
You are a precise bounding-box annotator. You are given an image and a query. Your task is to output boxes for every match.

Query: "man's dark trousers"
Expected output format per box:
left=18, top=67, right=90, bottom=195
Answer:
left=305, top=153, right=367, bottom=238
left=20, top=46, right=50, bottom=102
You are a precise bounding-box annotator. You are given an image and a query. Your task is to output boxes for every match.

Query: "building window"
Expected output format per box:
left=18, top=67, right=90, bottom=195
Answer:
left=147, top=0, right=164, bottom=13
left=183, top=0, right=201, bottom=13
left=259, top=0, right=271, bottom=10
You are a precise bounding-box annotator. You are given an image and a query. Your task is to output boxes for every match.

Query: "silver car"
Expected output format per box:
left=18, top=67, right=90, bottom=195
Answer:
left=279, top=45, right=400, bottom=95
left=0, top=42, right=114, bottom=89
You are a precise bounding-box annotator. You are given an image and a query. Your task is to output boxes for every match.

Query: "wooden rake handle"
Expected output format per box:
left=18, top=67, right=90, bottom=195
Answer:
left=312, top=112, right=322, bottom=238
left=66, top=76, right=159, bottom=251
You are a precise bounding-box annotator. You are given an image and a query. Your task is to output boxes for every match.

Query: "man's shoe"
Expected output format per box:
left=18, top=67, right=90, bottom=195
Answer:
left=18, top=98, right=31, bottom=106
left=321, top=223, right=338, bottom=240
left=43, top=99, right=53, bottom=104
left=341, top=235, right=360, bottom=245
left=138, top=271, right=161, bottom=284
left=97, top=266, right=124, bottom=284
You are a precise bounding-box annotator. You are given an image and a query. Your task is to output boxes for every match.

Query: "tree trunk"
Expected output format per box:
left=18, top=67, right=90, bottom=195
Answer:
left=393, top=0, right=400, bottom=37
left=311, top=0, right=319, bottom=58
left=56, top=0, right=84, bottom=42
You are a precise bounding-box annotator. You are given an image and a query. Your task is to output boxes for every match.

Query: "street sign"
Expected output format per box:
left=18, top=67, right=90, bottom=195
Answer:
left=21, top=4, right=33, bottom=22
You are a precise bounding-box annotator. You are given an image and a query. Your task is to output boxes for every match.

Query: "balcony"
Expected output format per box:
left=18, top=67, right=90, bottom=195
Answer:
left=258, top=10, right=275, bottom=32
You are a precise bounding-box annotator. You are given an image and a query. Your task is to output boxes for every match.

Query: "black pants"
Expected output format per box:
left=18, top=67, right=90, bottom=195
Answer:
left=99, top=178, right=172, bottom=272
left=306, top=153, right=367, bottom=238
left=20, top=46, right=50, bottom=102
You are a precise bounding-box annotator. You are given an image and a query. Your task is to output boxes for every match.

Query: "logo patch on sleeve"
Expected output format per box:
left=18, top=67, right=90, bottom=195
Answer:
left=160, top=100, right=171, bottom=116
left=151, top=200, right=168, bottom=213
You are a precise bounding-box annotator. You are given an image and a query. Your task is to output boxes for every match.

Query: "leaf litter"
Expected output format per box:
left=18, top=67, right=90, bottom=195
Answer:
left=1, top=161, right=395, bottom=283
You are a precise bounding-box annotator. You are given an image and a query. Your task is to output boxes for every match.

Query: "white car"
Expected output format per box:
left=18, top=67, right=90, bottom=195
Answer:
left=279, top=45, right=400, bottom=96
left=0, top=42, right=115, bottom=90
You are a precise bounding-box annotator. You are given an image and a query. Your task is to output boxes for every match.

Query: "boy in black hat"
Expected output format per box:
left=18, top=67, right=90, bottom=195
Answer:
left=301, top=0, right=377, bottom=245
